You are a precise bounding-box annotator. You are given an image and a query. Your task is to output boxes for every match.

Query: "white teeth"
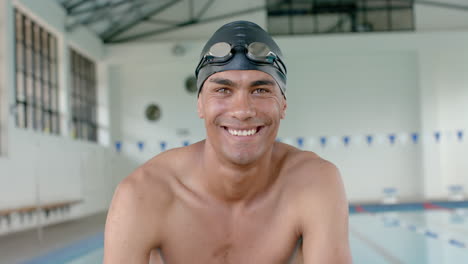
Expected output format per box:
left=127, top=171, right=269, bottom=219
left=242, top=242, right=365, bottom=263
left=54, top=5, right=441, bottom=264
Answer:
left=227, top=128, right=257, bottom=136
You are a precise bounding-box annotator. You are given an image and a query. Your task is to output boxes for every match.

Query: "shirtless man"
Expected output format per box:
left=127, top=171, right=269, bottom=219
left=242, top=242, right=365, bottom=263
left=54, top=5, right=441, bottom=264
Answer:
left=104, top=21, right=351, bottom=264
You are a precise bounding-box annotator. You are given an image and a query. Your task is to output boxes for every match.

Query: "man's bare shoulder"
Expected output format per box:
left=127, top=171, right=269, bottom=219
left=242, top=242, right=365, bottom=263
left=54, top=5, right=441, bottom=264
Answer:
left=275, top=142, right=343, bottom=199
left=276, top=142, right=336, bottom=178
left=118, top=141, right=205, bottom=202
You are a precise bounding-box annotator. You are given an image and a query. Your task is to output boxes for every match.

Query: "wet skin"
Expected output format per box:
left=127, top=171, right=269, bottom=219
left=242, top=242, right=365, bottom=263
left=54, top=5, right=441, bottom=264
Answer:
left=104, top=70, right=351, bottom=264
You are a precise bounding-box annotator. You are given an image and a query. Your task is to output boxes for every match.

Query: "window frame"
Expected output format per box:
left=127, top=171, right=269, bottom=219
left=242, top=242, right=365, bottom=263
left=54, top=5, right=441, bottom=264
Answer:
left=69, top=48, right=98, bottom=142
left=13, top=8, right=60, bottom=135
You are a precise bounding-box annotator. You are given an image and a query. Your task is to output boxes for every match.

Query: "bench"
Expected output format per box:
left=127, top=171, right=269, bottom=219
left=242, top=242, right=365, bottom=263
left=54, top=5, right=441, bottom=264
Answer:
left=0, top=199, right=83, bottom=224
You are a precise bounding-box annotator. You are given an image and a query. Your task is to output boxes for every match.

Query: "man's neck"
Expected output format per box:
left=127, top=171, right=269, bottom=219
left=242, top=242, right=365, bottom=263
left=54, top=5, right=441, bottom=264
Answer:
left=198, top=141, right=279, bottom=206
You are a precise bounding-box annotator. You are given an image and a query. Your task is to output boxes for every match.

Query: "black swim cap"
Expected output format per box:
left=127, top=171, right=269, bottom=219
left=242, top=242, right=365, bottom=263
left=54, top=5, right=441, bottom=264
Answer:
left=195, top=21, right=287, bottom=96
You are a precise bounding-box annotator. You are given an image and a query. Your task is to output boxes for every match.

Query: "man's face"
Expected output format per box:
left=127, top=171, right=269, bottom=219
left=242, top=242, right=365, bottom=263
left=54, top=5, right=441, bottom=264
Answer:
left=197, top=70, right=287, bottom=166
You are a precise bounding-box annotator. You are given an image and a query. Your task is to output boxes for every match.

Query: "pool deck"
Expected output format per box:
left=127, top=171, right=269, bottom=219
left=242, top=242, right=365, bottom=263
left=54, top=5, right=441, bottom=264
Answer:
left=0, top=212, right=106, bottom=264
left=2, top=199, right=468, bottom=263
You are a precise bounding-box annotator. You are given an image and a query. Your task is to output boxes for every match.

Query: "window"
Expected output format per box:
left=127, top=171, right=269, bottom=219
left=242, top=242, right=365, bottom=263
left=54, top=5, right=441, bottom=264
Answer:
left=267, top=0, right=414, bottom=35
left=14, top=9, right=60, bottom=134
left=70, top=49, right=97, bottom=142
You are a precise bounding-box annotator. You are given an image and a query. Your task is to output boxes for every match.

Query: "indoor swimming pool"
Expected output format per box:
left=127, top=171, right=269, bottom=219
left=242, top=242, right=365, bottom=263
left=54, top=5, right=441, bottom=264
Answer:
left=21, top=201, right=468, bottom=264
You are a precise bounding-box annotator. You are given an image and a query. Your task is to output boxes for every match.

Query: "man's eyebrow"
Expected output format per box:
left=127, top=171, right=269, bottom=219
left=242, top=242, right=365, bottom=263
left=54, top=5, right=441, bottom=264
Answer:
left=209, top=78, right=236, bottom=87
left=250, top=79, right=276, bottom=87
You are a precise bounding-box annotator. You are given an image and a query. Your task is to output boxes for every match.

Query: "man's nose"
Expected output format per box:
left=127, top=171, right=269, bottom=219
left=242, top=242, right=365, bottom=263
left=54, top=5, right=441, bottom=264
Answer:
left=230, top=92, right=256, bottom=121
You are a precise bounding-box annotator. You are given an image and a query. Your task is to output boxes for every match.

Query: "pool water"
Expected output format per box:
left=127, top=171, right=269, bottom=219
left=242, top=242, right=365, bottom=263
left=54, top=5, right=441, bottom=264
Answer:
left=22, top=203, right=468, bottom=264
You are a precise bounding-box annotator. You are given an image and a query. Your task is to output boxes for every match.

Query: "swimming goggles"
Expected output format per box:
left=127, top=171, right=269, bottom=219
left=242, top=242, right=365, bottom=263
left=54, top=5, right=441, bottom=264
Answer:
left=195, top=42, right=287, bottom=76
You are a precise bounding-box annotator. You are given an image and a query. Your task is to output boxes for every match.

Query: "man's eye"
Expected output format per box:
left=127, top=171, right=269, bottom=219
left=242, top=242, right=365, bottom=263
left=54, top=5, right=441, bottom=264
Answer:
left=253, top=88, right=269, bottom=94
left=216, top=88, right=230, bottom=93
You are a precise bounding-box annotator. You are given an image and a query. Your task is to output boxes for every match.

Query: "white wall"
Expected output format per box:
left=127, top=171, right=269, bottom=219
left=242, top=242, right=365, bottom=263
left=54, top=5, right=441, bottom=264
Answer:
left=106, top=28, right=468, bottom=203
left=0, top=0, right=7, bottom=156
left=0, top=0, right=138, bottom=236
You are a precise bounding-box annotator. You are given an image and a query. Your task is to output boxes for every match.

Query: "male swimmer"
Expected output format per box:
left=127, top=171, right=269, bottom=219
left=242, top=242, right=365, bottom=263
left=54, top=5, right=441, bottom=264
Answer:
left=104, top=21, right=351, bottom=264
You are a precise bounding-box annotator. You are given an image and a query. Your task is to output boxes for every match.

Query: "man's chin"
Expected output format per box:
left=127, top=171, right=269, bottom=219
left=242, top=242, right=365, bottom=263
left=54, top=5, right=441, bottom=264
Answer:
left=222, top=150, right=263, bottom=167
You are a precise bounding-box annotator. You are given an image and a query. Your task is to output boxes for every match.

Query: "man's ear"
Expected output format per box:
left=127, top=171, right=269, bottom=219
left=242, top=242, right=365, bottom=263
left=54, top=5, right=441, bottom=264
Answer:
left=280, top=98, right=287, bottom=119
left=197, top=95, right=204, bottom=119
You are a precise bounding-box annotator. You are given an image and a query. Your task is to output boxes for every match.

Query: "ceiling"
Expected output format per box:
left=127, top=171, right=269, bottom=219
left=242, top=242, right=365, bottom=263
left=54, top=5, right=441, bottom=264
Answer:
left=56, top=0, right=468, bottom=44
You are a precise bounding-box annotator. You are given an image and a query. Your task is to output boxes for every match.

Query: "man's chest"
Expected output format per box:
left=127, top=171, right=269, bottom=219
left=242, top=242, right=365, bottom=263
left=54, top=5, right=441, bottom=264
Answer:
left=159, top=199, right=301, bottom=264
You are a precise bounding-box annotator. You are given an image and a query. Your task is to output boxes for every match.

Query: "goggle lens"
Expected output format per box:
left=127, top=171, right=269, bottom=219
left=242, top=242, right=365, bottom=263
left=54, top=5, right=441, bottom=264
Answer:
left=247, top=42, right=274, bottom=62
left=208, top=42, right=231, bottom=58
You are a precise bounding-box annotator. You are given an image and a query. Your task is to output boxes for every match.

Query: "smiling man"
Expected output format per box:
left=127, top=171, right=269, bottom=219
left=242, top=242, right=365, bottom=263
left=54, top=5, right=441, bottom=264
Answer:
left=104, top=21, right=351, bottom=264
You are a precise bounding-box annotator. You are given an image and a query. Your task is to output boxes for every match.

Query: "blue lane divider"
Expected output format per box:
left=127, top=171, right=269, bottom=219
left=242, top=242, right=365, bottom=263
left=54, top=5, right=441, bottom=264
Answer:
left=22, top=232, right=104, bottom=264
left=112, top=129, right=467, bottom=152
left=137, top=141, right=144, bottom=152
left=425, top=231, right=438, bottom=239
left=457, top=130, right=464, bottom=141
left=343, top=136, right=350, bottom=147
left=296, top=137, right=304, bottom=148
left=160, top=141, right=167, bottom=151
left=388, top=134, right=396, bottom=145
left=320, top=137, right=327, bottom=147
left=449, top=239, right=466, bottom=248
left=434, top=131, right=441, bottom=143
left=115, top=141, right=122, bottom=152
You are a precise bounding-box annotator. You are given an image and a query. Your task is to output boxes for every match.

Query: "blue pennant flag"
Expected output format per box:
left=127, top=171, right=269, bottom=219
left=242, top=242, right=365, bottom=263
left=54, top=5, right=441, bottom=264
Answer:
left=388, top=134, right=396, bottom=145
left=457, top=130, right=464, bottom=142
left=434, top=131, right=441, bottom=143
left=160, top=141, right=167, bottom=151
left=343, top=136, right=350, bottom=147
left=137, top=141, right=144, bottom=152
left=320, top=137, right=327, bottom=147
left=366, top=135, right=373, bottom=146
left=183, top=140, right=190, bottom=146
left=411, top=133, right=419, bottom=144
left=115, top=141, right=122, bottom=153
left=296, top=137, right=304, bottom=148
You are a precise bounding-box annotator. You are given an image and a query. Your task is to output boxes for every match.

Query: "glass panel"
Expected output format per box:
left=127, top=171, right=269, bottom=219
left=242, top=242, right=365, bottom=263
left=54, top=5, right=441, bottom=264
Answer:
left=34, top=52, right=41, bottom=78
left=24, top=18, right=32, bottom=47
left=16, top=72, right=25, bottom=101
left=43, top=112, right=50, bottom=133
left=50, top=62, right=57, bottom=85
left=16, top=43, right=24, bottom=70
left=25, top=47, right=32, bottom=74
left=43, top=58, right=49, bottom=82
left=35, top=106, right=42, bottom=131
left=71, top=120, right=77, bottom=139
left=49, top=37, right=56, bottom=59
left=27, top=105, right=34, bottom=129
left=15, top=12, right=23, bottom=40
left=52, top=113, right=59, bottom=134
left=81, top=123, right=87, bottom=140
left=50, top=87, right=57, bottom=111
left=390, top=8, right=413, bottom=30
left=16, top=103, right=26, bottom=128
left=35, top=79, right=42, bottom=108
left=26, top=76, right=33, bottom=103
left=43, top=82, right=50, bottom=109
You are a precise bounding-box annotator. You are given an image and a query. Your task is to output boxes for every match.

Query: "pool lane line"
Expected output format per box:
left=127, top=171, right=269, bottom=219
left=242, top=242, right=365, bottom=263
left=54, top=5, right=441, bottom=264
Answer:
left=350, top=200, right=468, bottom=214
left=20, top=231, right=104, bottom=264
left=350, top=227, right=405, bottom=264
left=378, top=215, right=467, bottom=250
left=422, top=202, right=452, bottom=211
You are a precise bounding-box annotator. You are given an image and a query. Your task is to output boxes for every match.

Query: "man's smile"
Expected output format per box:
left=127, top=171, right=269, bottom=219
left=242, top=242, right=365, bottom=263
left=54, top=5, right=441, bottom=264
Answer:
left=221, top=126, right=265, bottom=137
